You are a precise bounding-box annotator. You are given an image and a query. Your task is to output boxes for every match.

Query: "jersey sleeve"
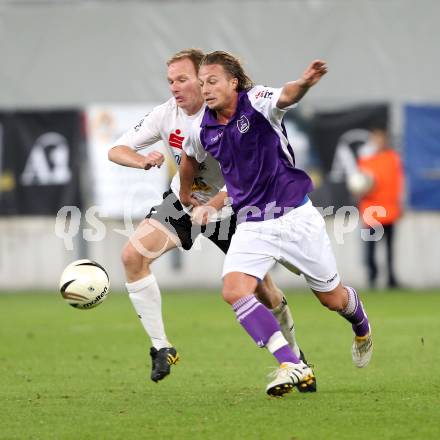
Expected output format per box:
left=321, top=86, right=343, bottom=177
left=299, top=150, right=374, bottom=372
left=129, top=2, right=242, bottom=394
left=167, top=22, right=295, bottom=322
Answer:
left=248, top=85, right=297, bottom=123
left=111, top=104, right=165, bottom=151
left=184, top=121, right=207, bottom=163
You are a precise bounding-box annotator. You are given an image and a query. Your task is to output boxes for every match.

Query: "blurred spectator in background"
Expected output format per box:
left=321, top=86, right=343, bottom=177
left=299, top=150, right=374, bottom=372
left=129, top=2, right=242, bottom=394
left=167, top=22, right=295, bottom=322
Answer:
left=357, top=129, right=404, bottom=289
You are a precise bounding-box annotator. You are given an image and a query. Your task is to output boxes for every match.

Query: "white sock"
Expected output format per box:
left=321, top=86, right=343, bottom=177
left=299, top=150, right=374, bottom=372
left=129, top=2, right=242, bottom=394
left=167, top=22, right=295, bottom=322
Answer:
left=271, top=298, right=301, bottom=358
left=126, top=274, right=171, bottom=350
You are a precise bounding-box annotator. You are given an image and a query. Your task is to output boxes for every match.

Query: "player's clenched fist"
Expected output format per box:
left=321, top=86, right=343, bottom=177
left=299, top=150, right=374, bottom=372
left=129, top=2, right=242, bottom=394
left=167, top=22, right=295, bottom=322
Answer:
left=143, top=151, right=165, bottom=170
left=191, top=205, right=217, bottom=225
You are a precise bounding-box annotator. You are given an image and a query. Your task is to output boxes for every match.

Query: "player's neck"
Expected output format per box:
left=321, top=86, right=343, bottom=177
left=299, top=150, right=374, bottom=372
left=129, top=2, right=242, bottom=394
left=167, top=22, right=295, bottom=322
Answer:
left=216, top=94, right=238, bottom=125
left=183, top=98, right=204, bottom=116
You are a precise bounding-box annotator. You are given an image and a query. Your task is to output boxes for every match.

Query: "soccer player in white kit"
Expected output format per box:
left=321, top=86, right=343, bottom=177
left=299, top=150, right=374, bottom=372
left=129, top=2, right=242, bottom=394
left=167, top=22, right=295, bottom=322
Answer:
left=180, top=51, right=372, bottom=396
left=108, top=49, right=316, bottom=388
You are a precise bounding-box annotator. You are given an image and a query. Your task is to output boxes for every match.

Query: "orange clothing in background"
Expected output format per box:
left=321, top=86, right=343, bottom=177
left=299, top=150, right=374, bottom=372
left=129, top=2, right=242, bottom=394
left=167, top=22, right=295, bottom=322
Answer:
left=358, top=150, right=403, bottom=226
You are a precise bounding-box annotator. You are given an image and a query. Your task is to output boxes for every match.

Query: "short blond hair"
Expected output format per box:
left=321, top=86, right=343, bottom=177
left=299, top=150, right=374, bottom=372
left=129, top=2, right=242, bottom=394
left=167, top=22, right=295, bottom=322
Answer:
left=167, top=48, right=205, bottom=73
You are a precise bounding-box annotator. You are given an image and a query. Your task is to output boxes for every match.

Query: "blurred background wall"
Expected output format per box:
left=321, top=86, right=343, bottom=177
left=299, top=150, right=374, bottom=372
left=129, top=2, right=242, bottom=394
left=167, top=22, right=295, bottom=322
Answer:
left=1, top=0, right=439, bottom=290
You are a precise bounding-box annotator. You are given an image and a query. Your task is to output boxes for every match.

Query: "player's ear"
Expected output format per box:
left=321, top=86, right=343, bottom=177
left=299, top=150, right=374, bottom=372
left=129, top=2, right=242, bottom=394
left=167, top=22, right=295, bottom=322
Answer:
left=231, top=77, right=239, bottom=90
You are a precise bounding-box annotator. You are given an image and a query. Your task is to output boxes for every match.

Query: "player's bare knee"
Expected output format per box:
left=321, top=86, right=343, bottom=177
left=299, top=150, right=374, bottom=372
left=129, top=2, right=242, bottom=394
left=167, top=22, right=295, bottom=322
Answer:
left=222, top=286, right=238, bottom=305
left=314, top=282, right=347, bottom=311
left=222, top=272, right=258, bottom=305
left=222, top=284, right=256, bottom=305
left=222, top=282, right=247, bottom=305
left=121, top=242, right=145, bottom=272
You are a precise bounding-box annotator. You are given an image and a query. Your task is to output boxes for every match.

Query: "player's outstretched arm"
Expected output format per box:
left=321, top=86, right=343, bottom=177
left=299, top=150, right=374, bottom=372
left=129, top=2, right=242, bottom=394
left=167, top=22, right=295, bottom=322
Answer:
left=108, top=145, right=164, bottom=170
left=277, top=60, right=328, bottom=109
left=179, top=151, right=201, bottom=207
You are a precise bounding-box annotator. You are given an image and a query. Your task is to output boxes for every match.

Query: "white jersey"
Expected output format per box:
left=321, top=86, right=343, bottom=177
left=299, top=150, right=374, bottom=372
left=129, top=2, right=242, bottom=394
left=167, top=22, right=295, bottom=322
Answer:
left=112, top=97, right=230, bottom=217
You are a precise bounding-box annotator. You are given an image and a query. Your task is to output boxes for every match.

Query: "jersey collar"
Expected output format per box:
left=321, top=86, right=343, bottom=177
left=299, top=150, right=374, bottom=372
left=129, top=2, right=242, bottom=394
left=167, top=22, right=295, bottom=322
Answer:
left=201, top=90, right=248, bottom=128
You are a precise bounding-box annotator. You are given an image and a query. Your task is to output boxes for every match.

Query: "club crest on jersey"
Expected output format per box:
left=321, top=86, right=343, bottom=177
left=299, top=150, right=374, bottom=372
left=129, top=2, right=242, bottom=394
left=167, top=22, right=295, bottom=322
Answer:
left=237, top=115, right=250, bottom=134
left=169, top=129, right=184, bottom=149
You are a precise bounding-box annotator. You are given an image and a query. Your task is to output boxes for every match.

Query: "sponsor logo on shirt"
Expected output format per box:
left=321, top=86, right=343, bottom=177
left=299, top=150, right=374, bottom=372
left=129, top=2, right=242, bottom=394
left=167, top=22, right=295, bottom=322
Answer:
left=191, top=177, right=211, bottom=192
left=133, top=116, right=146, bottom=132
left=326, top=273, right=338, bottom=283
left=169, top=129, right=185, bottom=149
left=211, top=132, right=223, bottom=143
left=255, top=89, right=273, bottom=99
left=237, top=115, right=250, bottom=134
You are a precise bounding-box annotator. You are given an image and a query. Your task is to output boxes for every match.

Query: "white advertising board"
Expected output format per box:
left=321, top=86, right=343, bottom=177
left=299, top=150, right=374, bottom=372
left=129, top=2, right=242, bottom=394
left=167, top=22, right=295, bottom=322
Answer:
left=86, top=105, right=171, bottom=219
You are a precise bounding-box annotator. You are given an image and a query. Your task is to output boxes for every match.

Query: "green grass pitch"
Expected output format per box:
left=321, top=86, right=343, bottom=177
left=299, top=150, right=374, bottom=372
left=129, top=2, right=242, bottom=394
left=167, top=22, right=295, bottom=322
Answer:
left=1, top=289, right=439, bottom=439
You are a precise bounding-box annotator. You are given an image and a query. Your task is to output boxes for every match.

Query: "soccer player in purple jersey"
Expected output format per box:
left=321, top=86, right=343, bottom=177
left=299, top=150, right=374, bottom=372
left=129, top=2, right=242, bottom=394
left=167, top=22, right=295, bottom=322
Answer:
left=180, top=51, right=372, bottom=396
left=109, top=49, right=316, bottom=389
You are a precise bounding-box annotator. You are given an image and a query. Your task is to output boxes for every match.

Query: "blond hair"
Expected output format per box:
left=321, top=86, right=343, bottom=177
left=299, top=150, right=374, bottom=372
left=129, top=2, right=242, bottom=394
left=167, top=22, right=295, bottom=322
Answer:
left=167, top=48, right=205, bottom=73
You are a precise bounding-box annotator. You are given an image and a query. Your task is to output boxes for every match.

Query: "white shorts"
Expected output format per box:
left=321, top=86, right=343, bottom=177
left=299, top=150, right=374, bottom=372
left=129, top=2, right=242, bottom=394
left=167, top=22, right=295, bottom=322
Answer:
left=222, top=200, right=340, bottom=292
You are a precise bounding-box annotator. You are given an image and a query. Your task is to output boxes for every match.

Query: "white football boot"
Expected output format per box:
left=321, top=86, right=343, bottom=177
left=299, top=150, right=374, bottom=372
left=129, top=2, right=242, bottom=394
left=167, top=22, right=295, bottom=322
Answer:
left=352, top=326, right=373, bottom=368
left=272, top=298, right=317, bottom=392
left=266, top=361, right=315, bottom=397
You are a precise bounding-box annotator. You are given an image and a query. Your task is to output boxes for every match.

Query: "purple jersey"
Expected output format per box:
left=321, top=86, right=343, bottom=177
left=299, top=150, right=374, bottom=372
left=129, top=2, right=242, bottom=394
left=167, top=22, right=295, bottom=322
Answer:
left=186, top=85, right=313, bottom=222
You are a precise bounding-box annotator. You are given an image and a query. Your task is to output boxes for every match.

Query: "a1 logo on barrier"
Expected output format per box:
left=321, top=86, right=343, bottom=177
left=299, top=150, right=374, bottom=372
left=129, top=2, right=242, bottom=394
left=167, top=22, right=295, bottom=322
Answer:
left=20, top=132, right=72, bottom=186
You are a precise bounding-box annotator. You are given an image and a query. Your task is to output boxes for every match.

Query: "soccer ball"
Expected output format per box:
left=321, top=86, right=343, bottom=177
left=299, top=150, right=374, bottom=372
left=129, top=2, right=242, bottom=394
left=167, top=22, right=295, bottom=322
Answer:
left=59, top=259, right=110, bottom=309
left=346, top=171, right=374, bottom=197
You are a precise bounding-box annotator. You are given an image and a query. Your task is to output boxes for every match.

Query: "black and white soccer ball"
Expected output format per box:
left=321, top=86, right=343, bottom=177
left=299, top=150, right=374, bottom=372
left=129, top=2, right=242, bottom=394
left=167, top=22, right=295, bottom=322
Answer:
left=59, top=259, right=110, bottom=309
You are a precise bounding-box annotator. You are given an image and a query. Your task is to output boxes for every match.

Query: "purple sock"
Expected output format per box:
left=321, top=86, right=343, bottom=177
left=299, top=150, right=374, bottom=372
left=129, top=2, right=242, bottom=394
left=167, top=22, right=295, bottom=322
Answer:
left=339, top=286, right=370, bottom=337
left=272, top=345, right=298, bottom=364
left=232, top=295, right=300, bottom=364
